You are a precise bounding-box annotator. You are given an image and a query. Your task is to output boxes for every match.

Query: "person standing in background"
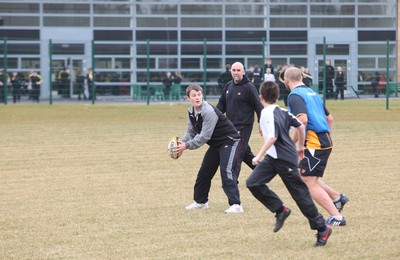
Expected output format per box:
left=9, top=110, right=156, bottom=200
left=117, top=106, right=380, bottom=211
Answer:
left=252, top=65, right=262, bottom=89
left=29, top=71, right=43, bottom=103
left=325, top=59, right=335, bottom=99
left=86, top=68, right=94, bottom=100
left=263, top=67, right=275, bottom=82
left=217, top=61, right=263, bottom=180
left=334, top=66, right=346, bottom=100
left=11, top=72, right=22, bottom=103
left=264, top=58, right=274, bottom=75
left=301, top=66, right=313, bottom=88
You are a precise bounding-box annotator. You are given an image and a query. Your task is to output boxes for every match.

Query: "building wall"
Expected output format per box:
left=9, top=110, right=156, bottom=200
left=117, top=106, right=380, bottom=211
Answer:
left=0, top=0, right=397, bottom=97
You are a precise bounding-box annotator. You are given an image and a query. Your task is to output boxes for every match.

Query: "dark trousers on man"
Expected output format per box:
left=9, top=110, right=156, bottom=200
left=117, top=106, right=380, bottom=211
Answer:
left=236, top=125, right=256, bottom=178
left=246, top=155, right=326, bottom=230
left=193, top=140, right=241, bottom=206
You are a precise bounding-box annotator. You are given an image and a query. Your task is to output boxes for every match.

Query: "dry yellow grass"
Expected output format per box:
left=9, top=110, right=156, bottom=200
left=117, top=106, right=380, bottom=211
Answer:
left=1, top=99, right=400, bottom=259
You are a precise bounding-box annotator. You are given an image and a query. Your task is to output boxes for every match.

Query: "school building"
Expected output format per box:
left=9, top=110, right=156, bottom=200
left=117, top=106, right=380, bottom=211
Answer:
left=0, top=0, right=398, bottom=98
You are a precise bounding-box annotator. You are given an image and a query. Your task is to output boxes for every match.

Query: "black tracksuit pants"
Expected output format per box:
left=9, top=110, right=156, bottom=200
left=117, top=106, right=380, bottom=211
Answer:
left=193, top=140, right=241, bottom=206
left=236, top=125, right=256, bottom=177
left=246, top=155, right=326, bottom=230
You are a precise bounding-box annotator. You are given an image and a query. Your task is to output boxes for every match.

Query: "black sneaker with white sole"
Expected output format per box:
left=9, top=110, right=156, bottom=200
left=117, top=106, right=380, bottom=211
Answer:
left=273, top=206, right=291, bottom=233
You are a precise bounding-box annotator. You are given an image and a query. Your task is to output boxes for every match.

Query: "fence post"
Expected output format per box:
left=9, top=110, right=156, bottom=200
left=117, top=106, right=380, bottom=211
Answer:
left=322, top=36, right=326, bottom=105
left=262, top=37, right=266, bottom=80
left=146, top=39, right=150, bottom=105
left=91, top=40, right=96, bottom=104
left=49, top=39, right=53, bottom=105
left=203, top=38, right=207, bottom=100
left=386, top=40, right=389, bottom=110
left=3, top=38, right=8, bottom=105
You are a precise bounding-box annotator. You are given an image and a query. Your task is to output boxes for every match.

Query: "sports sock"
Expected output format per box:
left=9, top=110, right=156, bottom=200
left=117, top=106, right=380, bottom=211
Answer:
left=317, top=225, right=327, bottom=233
left=275, top=206, right=284, bottom=214
left=333, top=195, right=341, bottom=202
left=333, top=215, right=343, bottom=220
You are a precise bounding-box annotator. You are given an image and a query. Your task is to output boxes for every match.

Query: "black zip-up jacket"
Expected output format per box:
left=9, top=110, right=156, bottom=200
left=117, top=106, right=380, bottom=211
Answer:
left=182, top=101, right=240, bottom=149
left=217, top=75, right=263, bottom=129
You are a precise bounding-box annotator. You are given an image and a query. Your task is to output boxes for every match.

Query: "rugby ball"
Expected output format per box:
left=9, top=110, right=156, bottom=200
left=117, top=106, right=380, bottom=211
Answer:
left=167, top=136, right=181, bottom=159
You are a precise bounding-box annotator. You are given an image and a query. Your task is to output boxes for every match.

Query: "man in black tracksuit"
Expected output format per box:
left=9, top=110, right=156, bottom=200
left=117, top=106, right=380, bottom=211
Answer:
left=217, top=62, right=263, bottom=179
left=177, top=84, right=244, bottom=214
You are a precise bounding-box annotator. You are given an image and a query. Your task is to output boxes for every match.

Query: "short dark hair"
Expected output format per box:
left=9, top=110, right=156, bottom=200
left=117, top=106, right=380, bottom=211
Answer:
left=259, top=81, right=279, bottom=104
left=186, top=83, right=203, bottom=97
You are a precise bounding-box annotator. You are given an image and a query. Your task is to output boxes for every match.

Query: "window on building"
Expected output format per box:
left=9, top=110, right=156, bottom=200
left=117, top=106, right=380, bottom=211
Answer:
left=43, top=4, right=90, bottom=14
left=316, top=44, right=349, bottom=55
left=21, top=58, right=40, bottom=69
left=0, top=30, right=40, bottom=40
left=44, top=17, right=90, bottom=27
left=94, top=17, right=131, bottom=27
left=270, top=5, right=307, bottom=15
left=0, top=16, right=39, bottom=27
left=52, top=44, right=84, bottom=55
left=358, top=58, right=376, bottom=69
left=358, top=18, right=396, bottom=28
left=94, top=44, right=130, bottom=55
left=226, top=44, right=262, bottom=55
left=115, top=58, right=130, bottom=69
left=310, top=5, right=355, bottom=15
left=137, top=58, right=155, bottom=69
left=226, top=18, right=264, bottom=28
left=270, top=44, right=307, bottom=55
left=0, top=58, right=17, bottom=69
left=1, top=43, right=40, bottom=55
left=181, top=58, right=201, bottom=69
left=358, top=44, right=396, bottom=55
left=94, top=4, right=131, bottom=14
left=270, top=18, right=307, bottom=28
left=181, top=18, right=222, bottom=28
left=181, top=31, right=222, bottom=42
left=137, top=18, right=177, bottom=28
left=136, top=4, right=178, bottom=15
left=270, top=31, right=307, bottom=41
left=225, top=5, right=264, bottom=15
left=226, top=31, right=266, bottom=41
left=181, top=4, right=222, bottom=15
left=311, top=18, right=355, bottom=27
left=95, top=30, right=133, bottom=41
left=0, top=3, right=39, bottom=13
left=136, top=30, right=177, bottom=41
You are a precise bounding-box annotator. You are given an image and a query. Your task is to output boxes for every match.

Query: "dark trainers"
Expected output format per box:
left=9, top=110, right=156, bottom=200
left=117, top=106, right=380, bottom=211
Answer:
left=326, top=216, right=346, bottom=226
left=273, top=206, right=291, bottom=233
left=315, top=225, right=332, bottom=247
left=334, top=194, right=349, bottom=212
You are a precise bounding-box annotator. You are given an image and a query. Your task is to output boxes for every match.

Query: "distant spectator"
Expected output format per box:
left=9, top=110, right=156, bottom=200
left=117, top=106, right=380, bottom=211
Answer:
left=378, top=74, right=386, bottom=95
left=29, top=71, right=43, bottom=103
left=162, top=71, right=173, bottom=98
left=334, top=66, right=346, bottom=100
left=263, top=67, right=275, bottom=82
left=252, top=65, right=262, bottom=89
left=301, top=66, right=313, bottom=87
left=325, top=59, right=335, bottom=99
left=264, top=58, right=274, bottom=75
left=218, top=64, right=233, bottom=90
left=371, top=72, right=379, bottom=98
left=11, top=72, right=23, bottom=103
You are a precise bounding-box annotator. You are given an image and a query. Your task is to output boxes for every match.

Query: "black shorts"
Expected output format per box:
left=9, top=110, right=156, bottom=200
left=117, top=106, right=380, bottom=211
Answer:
left=299, top=149, right=332, bottom=177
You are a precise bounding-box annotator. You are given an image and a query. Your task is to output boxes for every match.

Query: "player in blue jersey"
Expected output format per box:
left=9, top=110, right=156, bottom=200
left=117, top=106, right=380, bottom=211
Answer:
left=284, top=67, right=348, bottom=226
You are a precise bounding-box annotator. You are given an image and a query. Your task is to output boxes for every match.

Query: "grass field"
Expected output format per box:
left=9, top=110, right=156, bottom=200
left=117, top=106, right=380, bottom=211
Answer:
left=1, top=99, right=400, bottom=259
